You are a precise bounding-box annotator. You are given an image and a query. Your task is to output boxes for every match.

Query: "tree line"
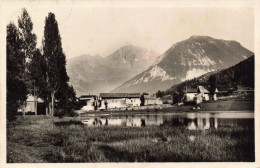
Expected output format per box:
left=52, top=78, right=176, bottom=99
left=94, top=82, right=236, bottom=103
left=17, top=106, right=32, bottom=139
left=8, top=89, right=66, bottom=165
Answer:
left=7, top=9, right=76, bottom=121
left=155, top=55, right=254, bottom=104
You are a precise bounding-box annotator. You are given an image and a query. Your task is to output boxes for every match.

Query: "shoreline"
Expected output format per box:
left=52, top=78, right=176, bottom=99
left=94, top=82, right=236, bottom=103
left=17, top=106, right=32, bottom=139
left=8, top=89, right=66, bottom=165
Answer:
left=80, top=109, right=254, bottom=117
left=79, top=99, right=254, bottom=116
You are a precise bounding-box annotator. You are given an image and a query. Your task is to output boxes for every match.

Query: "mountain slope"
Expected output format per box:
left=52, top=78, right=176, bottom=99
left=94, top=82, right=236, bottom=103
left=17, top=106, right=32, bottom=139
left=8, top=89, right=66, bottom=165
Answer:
left=112, top=36, right=253, bottom=93
left=166, top=55, right=254, bottom=94
left=66, top=45, right=159, bottom=95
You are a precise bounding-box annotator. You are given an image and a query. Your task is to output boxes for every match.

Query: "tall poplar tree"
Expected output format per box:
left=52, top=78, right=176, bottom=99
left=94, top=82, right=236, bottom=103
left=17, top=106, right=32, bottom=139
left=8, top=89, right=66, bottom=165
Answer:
left=18, top=8, right=37, bottom=115
left=29, top=49, right=46, bottom=115
left=42, top=13, right=69, bottom=116
left=7, top=23, right=28, bottom=120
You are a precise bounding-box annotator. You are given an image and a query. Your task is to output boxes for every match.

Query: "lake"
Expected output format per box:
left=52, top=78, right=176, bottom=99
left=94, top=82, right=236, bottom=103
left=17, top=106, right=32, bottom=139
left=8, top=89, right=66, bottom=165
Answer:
left=80, top=112, right=254, bottom=130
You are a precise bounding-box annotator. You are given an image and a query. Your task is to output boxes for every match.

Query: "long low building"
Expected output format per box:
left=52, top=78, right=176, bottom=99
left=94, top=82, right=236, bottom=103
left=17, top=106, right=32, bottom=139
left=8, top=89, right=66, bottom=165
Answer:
left=99, top=93, right=141, bottom=109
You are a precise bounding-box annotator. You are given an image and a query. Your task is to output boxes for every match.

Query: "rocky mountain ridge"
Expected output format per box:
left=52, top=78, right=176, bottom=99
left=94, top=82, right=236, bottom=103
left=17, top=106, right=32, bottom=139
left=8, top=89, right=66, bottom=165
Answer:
left=112, top=36, right=253, bottom=93
left=66, top=45, right=159, bottom=95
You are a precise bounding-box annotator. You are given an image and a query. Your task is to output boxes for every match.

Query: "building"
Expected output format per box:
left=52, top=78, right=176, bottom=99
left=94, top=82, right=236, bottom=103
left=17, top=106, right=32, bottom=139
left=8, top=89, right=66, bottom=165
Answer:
left=161, top=95, right=173, bottom=104
left=18, top=94, right=45, bottom=115
left=144, top=94, right=163, bottom=105
left=185, top=86, right=218, bottom=103
left=99, top=93, right=141, bottom=109
left=79, top=95, right=97, bottom=104
left=197, top=85, right=210, bottom=101
left=185, top=88, right=198, bottom=102
left=79, top=95, right=98, bottom=112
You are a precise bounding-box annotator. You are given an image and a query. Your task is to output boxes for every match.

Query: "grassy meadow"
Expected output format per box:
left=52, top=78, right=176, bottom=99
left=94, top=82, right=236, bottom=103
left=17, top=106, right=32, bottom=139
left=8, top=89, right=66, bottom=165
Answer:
left=7, top=115, right=254, bottom=162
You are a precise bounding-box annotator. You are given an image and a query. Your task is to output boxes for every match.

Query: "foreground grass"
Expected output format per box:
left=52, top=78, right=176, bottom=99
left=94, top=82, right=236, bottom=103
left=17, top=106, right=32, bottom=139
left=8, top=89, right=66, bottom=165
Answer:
left=7, top=116, right=254, bottom=162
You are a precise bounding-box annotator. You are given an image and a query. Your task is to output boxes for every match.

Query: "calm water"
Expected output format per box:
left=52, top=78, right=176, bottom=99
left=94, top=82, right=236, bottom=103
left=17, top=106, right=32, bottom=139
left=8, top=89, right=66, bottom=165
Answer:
left=80, top=112, right=254, bottom=130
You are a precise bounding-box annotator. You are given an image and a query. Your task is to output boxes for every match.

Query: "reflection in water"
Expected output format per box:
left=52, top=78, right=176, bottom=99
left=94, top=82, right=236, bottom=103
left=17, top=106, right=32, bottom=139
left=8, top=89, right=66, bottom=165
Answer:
left=80, top=112, right=254, bottom=130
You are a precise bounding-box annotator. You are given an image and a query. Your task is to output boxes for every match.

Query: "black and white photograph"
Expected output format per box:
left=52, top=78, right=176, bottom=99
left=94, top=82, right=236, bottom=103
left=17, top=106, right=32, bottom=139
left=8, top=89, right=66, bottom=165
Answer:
left=0, top=0, right=259, bottom=166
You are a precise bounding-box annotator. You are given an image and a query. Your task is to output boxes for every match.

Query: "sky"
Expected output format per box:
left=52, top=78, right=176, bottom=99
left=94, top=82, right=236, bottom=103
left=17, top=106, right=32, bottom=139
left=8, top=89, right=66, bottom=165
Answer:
left=3, top=4, right=254, bottom=59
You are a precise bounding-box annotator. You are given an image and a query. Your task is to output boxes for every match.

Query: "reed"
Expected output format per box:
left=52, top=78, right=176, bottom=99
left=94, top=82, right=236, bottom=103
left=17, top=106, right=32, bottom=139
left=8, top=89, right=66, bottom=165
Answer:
left=7, top=116, right=254, bottom=162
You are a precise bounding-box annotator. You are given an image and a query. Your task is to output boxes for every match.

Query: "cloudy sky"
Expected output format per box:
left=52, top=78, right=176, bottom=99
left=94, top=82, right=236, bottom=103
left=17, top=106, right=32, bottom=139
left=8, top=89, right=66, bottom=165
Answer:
left=3, top=3, right=254, bottom=59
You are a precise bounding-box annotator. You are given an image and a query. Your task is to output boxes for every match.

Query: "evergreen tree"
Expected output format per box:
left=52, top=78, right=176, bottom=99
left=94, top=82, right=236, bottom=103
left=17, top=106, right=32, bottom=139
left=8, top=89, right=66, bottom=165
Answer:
left=208, top=75, right=217, bottom=100
left=172, top=91, right=179, bottom=105
left=42, top=13, right=69, bottom=116
left=18, top=8, right=37, bottom=115
left=67, top=85, right=76, bottom=115
left=56, top=84, right=76, bottom=116
left=156, top=90, right=164, bottom=98
left=140, top=94, right=145, bottom=106
left=6, top=23, right=28, bottom=121
left=29, top=49, right=45, bottom=115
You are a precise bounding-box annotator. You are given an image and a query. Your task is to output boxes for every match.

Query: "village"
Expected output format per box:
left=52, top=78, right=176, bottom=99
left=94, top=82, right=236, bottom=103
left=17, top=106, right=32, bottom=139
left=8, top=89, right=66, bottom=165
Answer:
left=20, top=85, right=254, bottom=115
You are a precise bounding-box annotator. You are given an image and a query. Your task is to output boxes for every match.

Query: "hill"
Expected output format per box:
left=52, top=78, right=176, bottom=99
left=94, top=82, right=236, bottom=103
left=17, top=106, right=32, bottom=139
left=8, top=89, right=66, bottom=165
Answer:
left=112, top=36, right=253, bottom=93
left=166, top=55, right=254, bottom=94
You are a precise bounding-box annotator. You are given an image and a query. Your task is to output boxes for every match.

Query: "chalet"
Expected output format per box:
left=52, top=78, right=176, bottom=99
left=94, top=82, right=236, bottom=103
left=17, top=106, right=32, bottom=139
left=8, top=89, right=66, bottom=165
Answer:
left=99, top=93, right=141, bottom=109
left=185, top=86, right=218, bottom=103
left=197, top=86, right=210, bottom=101
left=18, top=94, right=45, bottom=115
left=196, top=85, right=218, bottom=101
left=144, top=94, right=163, bottom=105
left=185, top=88, right=197, bottom=102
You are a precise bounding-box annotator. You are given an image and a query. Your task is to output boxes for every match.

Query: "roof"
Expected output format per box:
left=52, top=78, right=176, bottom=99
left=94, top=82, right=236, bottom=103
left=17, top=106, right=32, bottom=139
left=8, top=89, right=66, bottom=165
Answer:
left=198, top=85, right=209, bottom=93
left=237, top=86, right=254, bottom=91
left=217, top=90, right=228, bottom=93
left=186, top=88, right=197, bottom=93
left=79, top=95, right=97, bottom=101
left=144, top=94, right=157, bottom=99
left=80, top=95, right=97, bottom=98
left=162, top=95, right=172, bottom=99
left=26, top=95, right=44, bottom=103
left=100, top=93, right=141, bottom=98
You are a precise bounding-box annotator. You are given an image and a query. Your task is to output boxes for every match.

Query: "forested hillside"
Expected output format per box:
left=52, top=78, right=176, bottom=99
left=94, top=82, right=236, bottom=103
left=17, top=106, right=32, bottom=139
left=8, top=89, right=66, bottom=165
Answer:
left=166, top=55, right=254, bottom=94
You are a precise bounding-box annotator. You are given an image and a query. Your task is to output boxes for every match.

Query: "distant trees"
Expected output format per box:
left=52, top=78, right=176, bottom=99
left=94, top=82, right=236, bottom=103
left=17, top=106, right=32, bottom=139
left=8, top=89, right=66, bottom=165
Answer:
left=6, top=9, right=76, bottom=120
left=156, top=90, right=165, bottom=98
left=172, top=90, right=185, bottom=105
left=166, top=56, right=254, bottom=103
left=6, top=23, right=28, bottom=121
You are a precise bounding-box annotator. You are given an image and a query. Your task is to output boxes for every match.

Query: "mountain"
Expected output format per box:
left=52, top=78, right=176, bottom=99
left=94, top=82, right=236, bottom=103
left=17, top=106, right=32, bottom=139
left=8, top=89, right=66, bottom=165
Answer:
left=166, top=55, right=254, bottom=94
left=104, top=44, right=158, bottom=76
left=66, top=45, right=159, bottom=95
left=112, top=36, right=253, bottom=93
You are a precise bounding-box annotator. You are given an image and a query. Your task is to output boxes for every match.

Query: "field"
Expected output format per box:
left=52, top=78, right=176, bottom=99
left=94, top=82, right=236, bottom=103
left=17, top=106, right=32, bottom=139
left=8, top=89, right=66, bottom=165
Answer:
left=7, top=114, right=254, bottom=162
